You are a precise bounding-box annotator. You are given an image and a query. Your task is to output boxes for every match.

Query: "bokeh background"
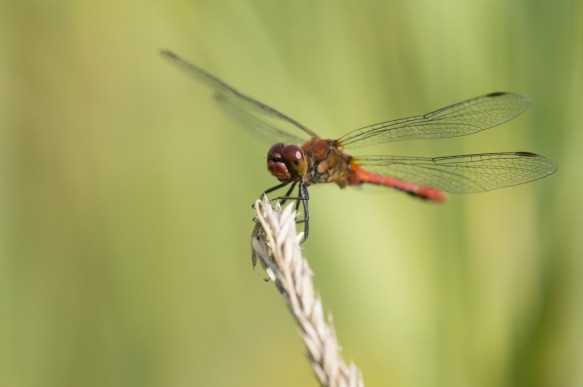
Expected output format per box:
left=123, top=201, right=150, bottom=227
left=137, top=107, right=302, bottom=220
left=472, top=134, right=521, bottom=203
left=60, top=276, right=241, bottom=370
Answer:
left=1, top=1, right=581, bottom=386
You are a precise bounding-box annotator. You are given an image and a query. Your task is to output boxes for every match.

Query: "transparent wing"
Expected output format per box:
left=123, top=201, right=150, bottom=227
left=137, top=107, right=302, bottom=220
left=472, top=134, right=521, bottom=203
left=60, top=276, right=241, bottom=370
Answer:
left=339, top=92, right=530, bottom=148
left=161, top=50, right=315, bottom=143
left=214, top=94, right=305, bottom=145
left=356, top=152, right=557, bottom=193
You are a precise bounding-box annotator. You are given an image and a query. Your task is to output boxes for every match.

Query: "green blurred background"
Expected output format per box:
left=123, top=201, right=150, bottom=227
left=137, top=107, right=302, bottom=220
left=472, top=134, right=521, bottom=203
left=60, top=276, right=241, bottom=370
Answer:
left=1, top=1, right=581, bottom=386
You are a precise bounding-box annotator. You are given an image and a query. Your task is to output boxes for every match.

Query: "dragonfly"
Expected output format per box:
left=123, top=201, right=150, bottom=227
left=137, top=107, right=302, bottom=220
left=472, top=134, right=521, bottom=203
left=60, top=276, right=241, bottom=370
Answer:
left=161, top=50, right=557, bottom=241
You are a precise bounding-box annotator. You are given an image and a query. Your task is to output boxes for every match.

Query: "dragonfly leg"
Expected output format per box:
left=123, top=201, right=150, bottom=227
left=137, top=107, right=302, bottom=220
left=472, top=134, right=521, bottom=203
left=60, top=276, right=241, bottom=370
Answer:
left=254, top=181, right=292, bottom=208
left=259, top=181, right=310, bottom=242
left=279, top=182, right=298, bottom=206
left=276, top=184, right=310, bottom=242
left=263, top=181, right=292, bottom=196
left=297, top=184, right=310, bottom=242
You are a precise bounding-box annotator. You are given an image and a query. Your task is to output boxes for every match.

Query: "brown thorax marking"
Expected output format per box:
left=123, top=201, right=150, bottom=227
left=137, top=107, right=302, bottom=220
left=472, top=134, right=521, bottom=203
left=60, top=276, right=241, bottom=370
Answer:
left=301, top=138, right=355, bottom=187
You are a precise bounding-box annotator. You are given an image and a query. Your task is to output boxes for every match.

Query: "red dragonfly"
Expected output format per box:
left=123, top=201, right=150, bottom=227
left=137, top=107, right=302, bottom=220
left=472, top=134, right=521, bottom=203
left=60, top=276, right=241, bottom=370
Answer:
left=161, top=50, right=557, bottom=240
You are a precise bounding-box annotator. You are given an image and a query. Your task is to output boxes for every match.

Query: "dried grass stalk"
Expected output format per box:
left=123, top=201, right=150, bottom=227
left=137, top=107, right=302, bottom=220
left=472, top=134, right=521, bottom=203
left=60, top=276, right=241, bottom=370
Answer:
left=251, top=196, right=364, bottom=387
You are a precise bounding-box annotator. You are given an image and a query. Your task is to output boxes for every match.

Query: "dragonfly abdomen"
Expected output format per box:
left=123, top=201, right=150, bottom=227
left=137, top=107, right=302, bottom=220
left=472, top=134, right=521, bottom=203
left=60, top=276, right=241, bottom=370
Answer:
left=351, top=164, right=446, bottom=201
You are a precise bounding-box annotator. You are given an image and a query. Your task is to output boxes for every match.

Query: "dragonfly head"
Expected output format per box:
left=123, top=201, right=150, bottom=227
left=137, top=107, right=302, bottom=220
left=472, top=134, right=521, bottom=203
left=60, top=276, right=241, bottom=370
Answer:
left=267, top=143, right=308, bottom=182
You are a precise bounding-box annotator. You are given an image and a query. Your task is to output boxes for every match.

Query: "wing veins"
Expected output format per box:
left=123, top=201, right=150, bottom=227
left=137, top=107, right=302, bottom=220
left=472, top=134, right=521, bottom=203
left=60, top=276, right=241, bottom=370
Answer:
left=161, top=50, right=317, bottom=139
left=356, top=152, right=556, bottom=193
left=339, top=93, right=529, bottom=148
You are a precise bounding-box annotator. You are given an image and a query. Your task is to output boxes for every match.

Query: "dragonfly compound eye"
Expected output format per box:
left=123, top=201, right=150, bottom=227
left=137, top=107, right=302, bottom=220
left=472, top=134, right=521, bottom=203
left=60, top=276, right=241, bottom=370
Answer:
left=267, top=143, right=285, bottom=162
left=282, top=145, right=308, bottom=178
left=267, top=143, right=292, bottom=182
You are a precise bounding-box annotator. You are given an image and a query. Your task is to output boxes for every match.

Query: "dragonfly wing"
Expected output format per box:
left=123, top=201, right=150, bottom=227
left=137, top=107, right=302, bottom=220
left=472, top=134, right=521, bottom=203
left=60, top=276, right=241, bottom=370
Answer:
left=339, top=92, right=530, bottom=148
left=161, top=50, right=317, bottom=142
left=356, top=152, right=557, bottom=193
left=213, top=93, right=306, bottom=144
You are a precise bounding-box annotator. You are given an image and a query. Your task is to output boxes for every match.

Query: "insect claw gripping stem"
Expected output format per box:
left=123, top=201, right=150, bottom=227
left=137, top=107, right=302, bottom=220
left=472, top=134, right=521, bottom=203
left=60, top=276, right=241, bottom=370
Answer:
left=271, top=183, right=310, bottom=242
left=259, top=182, right=310, bottom=243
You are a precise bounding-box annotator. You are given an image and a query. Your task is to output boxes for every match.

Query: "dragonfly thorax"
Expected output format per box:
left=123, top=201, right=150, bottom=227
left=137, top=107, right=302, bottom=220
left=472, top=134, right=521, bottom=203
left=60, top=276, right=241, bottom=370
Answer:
left=301, top=138, right=356, bottom=188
